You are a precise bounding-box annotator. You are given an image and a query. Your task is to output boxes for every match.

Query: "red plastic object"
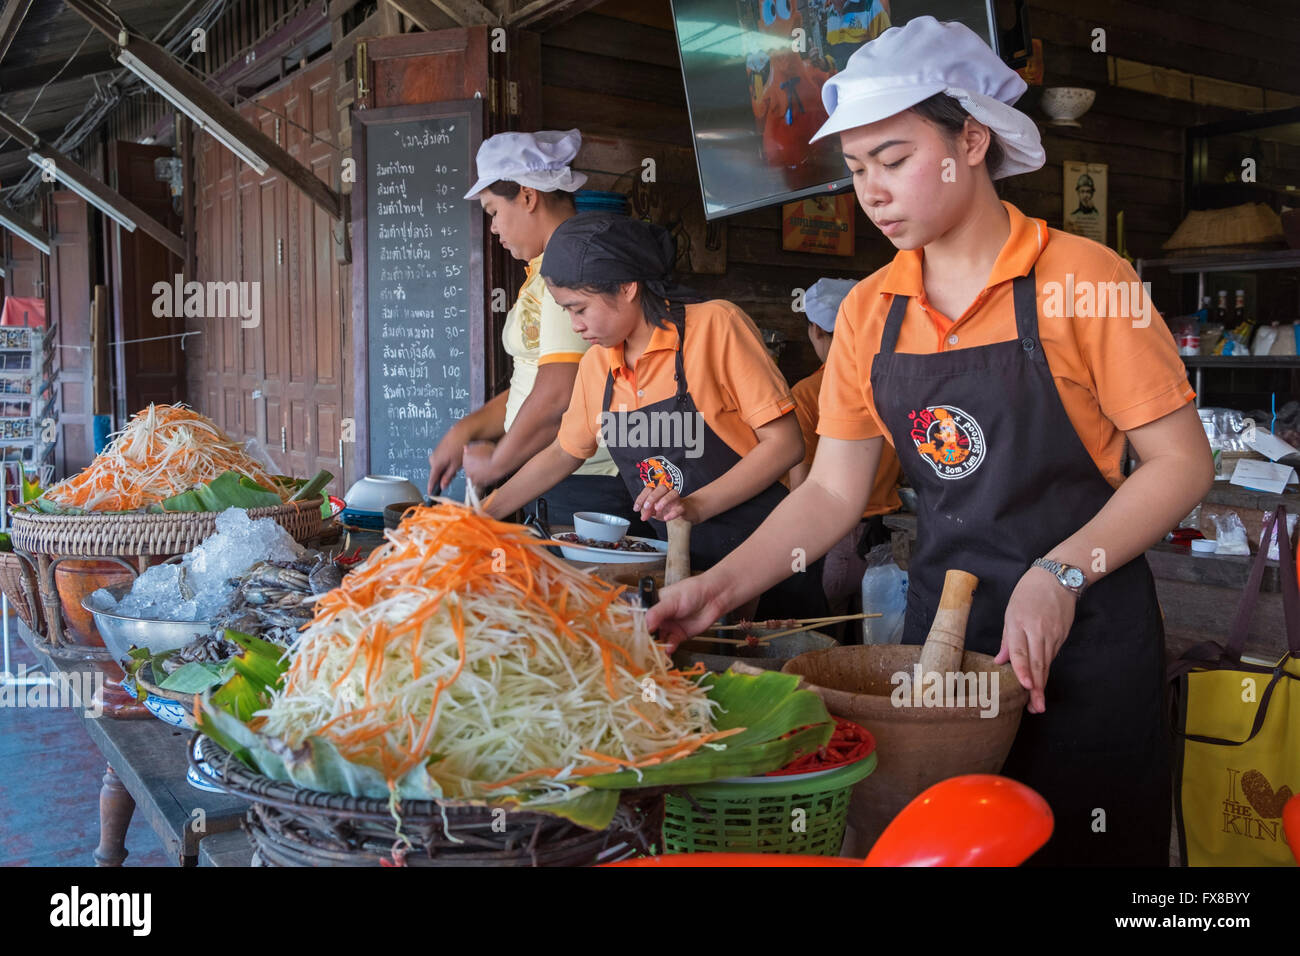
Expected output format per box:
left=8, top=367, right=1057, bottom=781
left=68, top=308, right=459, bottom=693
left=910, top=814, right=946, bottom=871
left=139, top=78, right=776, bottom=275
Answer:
left=863, top=774, right=1053, bottom=867
left=1, top=295, right=45, bottom=327
left=1284, top=792, right=1300, bottom=864
left=328, top=495, right=347, bottom=518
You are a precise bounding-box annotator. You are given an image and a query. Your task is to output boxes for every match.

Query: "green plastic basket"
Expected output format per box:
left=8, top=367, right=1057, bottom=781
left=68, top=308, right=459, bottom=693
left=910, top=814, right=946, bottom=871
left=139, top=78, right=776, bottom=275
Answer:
left=661, top=752, right=877, bottom=856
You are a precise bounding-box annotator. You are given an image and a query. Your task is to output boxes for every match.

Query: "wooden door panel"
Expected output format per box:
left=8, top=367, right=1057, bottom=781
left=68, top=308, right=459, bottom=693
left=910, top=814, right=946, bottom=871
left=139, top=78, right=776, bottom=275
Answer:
left=188, top=57, right=348, bottom=485
left=223, top=388, right=240, bottom=433
left=111, top=142, right=184, bottom=417
left=49, top=191, right=92, bottom=475
left=7, top=234, right=44, bottom=299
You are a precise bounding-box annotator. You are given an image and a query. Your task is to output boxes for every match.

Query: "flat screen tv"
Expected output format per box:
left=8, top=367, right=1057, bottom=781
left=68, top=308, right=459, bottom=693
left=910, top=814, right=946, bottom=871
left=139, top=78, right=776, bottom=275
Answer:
left=671, top=1, right=1004, bottom=219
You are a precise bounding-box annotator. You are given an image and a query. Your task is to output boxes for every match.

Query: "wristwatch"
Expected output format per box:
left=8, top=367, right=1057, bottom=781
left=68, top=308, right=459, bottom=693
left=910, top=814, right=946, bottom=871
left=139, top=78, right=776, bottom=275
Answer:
left=1032, top=557, right=1088, bottom=597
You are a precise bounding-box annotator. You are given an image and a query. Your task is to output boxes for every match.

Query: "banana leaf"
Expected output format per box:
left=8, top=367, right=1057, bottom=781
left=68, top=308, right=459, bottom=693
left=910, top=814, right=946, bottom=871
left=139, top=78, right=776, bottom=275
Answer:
left=578, top=671, right=833, bottom=790
left=157, top=661, right=226, bottom=694
left=29, top=496, right=84, bottom=515
left=158, top=470, right=284, bottom=512
left=196, top=665, right=833, bottom=830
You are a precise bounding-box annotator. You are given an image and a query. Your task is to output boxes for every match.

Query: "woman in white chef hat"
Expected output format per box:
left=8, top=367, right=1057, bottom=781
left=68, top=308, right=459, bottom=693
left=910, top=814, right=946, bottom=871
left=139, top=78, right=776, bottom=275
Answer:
left=428, top=129, right=639, bottom=532
left=651, top=17, right=1213, bottom=866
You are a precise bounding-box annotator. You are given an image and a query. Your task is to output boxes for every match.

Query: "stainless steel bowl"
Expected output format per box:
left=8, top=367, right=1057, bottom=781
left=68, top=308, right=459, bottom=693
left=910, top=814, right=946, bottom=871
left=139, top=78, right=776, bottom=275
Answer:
left=81, top=583, right=217, bottom=665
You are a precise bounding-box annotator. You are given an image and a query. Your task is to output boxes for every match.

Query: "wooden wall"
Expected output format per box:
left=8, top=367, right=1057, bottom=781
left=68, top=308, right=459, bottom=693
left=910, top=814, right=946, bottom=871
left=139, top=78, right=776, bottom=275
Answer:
left=187, top=57, right=349, bottom=483
left=542, top=0, right=1298, bottom=387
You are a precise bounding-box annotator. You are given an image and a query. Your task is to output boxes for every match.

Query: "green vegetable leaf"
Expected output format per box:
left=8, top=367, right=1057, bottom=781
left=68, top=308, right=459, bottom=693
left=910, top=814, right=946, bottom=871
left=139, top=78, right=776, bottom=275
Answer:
left=159, top=470, right=283, bottom=512
left=513, top=788, right=621, bottom=830
left=579, top=671, right=833, bottom=790
left=158, top=661, right=225, bottom=693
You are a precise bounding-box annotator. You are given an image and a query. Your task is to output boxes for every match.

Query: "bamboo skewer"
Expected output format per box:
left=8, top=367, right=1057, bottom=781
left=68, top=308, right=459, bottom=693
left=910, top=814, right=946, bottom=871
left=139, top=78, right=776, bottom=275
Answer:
left=686, top=611, right=883, bottom=646
left=712, top=612, right=879, bottom=632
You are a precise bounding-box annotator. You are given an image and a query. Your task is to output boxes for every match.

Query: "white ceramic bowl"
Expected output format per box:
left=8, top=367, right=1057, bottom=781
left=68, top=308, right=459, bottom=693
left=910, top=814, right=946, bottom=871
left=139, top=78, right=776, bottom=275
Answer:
left=1040, top=86, right=1095, bottom=127
left=558, top=536, right=667, bottom=565
left=572, top=511, right=631, bottom=543
left=344, top=475, right=422, bottom=513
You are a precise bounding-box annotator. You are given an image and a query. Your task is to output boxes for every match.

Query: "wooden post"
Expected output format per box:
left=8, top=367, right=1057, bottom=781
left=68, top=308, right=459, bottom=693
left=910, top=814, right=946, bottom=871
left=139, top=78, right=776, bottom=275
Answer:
left=93, top=764, right=134, bottom=866
left=91, top=285, right=109, bottom=416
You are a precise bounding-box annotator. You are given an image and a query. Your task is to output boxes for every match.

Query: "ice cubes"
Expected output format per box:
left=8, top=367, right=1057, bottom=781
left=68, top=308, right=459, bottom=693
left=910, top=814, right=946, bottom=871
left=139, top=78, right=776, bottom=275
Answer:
left=106, top=506, right=306, bottom=621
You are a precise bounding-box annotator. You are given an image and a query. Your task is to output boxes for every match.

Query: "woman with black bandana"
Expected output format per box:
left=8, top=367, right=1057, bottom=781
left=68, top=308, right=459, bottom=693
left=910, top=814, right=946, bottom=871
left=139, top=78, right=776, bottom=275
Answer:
left=484, top=213, right=828, bottom=621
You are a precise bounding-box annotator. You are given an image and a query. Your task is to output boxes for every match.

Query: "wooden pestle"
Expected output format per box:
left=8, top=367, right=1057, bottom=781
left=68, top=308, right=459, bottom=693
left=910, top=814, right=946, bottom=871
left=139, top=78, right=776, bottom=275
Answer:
left=916, top=569, right=979, bottom=693
left=665, top=518, right=691, bottom=587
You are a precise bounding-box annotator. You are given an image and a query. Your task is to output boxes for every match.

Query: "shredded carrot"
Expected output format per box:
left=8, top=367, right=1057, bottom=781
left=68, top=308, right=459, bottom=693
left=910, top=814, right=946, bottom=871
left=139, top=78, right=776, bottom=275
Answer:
left=41, top=403, right=294, bottom=511
left=260, top=501, right=725, bottom=801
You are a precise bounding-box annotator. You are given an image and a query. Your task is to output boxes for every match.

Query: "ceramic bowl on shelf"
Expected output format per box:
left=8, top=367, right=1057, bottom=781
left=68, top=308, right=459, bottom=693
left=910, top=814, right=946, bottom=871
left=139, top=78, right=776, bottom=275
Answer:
left=1040, top=87, right=1095, bottom=127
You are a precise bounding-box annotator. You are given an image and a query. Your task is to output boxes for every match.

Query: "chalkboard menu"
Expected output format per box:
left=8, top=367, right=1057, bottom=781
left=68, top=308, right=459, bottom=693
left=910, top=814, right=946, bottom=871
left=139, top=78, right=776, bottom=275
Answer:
left=352, top=102, right=485, bottom=500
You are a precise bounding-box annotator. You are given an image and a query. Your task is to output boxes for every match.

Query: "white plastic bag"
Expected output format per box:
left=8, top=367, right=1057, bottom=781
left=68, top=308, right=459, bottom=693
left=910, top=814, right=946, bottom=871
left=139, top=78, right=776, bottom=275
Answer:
left=242, top=437, right=280, bottom=473
left=1213, top=511, right=1250, bottom=556
left=860, top=544, right=907, bottom=645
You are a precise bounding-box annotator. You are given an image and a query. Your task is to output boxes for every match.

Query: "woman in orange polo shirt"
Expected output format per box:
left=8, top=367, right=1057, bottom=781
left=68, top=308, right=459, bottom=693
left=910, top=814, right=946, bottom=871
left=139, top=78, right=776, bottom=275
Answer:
left=484, top=213, right=827, bottom=620
left=650, top=17, right=1214, bottom=866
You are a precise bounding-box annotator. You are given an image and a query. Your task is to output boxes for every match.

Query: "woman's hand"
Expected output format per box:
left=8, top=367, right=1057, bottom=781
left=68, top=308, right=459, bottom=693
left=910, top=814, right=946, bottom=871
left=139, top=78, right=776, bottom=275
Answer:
left=646, top=573, right=730, bottom=651
left=462, top=441, right=500, bottom=489
left=634, top=483, right=699, bottom=524
left=994, top=566, right=1078, bottom=714
left=428, top=425, right=470, bottom=494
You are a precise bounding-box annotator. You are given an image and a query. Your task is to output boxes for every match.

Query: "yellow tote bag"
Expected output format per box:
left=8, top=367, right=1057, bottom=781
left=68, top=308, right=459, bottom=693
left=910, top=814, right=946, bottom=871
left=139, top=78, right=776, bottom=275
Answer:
left=1170, top=507, right=1299, bottom=867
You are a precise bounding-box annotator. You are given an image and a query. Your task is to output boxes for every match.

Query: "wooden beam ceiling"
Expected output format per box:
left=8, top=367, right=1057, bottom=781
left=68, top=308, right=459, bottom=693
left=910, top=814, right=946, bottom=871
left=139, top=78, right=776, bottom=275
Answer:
left=508, top=0, right=609, bottom=30
left=427, top=0, right=499, bottom=26
left=0, top=0, right=36, bottom=66
left=0, top=110, right=184, bottom=256
left=62, top=0, right=346, bottom=222
left=0, top=49, right=116, bottom=94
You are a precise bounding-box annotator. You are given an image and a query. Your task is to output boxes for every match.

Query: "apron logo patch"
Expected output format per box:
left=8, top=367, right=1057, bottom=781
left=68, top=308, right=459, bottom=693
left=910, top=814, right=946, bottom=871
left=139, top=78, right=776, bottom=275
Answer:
left=637, top=455, right=684, bottom=494
left=908, top=404, right=985, bottom=479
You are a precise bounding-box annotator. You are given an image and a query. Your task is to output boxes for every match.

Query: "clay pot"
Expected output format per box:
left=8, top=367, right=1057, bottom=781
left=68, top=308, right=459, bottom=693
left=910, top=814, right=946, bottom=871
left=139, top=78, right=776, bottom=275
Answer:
left=53, top=559, right=137, bottom=646
left=784, top=644, right=1028, bottom=856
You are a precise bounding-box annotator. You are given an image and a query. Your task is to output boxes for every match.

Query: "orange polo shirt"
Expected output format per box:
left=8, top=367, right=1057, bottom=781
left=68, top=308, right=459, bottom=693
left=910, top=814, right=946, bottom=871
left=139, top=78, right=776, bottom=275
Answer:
left=558, top=300, right=797, bottom=463
left=792, top=364, right=903, bottom=517
left=819, top=202, right=1195, bottom=489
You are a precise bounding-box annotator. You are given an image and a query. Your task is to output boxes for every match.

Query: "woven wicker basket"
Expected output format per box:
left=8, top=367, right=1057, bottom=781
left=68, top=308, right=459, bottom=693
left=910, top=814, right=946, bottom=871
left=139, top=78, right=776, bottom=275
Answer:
left=1163, top=203, right=1284, bottom=253
left=0, top=550, right=43, bottom=632
left=192, top=734, right=662, bottom=867
left=8, top=498, right=325, bottom=557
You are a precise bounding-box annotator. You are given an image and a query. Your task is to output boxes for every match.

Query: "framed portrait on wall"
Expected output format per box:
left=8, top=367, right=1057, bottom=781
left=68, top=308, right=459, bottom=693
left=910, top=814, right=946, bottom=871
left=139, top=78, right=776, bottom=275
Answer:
left=1063, top=160, right=1107, bottom=245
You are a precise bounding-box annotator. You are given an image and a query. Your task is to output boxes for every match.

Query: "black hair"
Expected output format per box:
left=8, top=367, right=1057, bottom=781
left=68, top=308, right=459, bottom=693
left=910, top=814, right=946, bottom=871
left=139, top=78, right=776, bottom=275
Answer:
left=555, top=279, right=674, bottom=331
left=908, top=92, right=1006, bottom=178
left=485, top=179, right=578, bottom=211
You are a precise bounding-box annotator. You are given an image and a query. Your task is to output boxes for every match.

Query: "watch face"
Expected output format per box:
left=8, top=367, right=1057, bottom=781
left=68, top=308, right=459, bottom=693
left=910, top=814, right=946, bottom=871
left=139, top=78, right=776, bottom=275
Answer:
left=1063, top=567, right=1086, bottom=589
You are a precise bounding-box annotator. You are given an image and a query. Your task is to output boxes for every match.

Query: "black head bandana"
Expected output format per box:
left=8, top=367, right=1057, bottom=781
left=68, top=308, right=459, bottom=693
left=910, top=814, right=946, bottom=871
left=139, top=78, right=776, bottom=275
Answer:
left=540, top=213, right=704, bottom=309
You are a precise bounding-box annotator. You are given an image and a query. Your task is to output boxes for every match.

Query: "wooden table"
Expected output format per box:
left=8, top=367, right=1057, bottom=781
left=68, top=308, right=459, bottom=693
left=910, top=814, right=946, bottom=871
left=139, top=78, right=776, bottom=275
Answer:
left=15, top=619, right=252, bottom=866
left=198, top=827, right=256, bottom=867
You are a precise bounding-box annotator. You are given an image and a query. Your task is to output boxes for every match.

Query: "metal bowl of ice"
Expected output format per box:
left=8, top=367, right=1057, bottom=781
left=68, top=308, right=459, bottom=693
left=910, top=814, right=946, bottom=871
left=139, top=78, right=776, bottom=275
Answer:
left=81, top=584, right=217, bottom=665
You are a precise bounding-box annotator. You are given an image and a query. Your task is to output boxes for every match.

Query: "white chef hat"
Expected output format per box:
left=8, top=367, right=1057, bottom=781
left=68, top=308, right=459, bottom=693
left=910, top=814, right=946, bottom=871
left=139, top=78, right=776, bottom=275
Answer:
left=464, top=129, right=589, bottom=200
left=809, top=16, right=1044, bottom=180
left=804, top=278, right=858, bottom=333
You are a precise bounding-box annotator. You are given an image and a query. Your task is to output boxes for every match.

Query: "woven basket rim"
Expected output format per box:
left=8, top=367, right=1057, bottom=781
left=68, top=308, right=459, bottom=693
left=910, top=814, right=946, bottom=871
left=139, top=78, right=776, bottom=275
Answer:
left=193, top=733, right=602, bottom=826
left=9, top=496, right=325, bottom=525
